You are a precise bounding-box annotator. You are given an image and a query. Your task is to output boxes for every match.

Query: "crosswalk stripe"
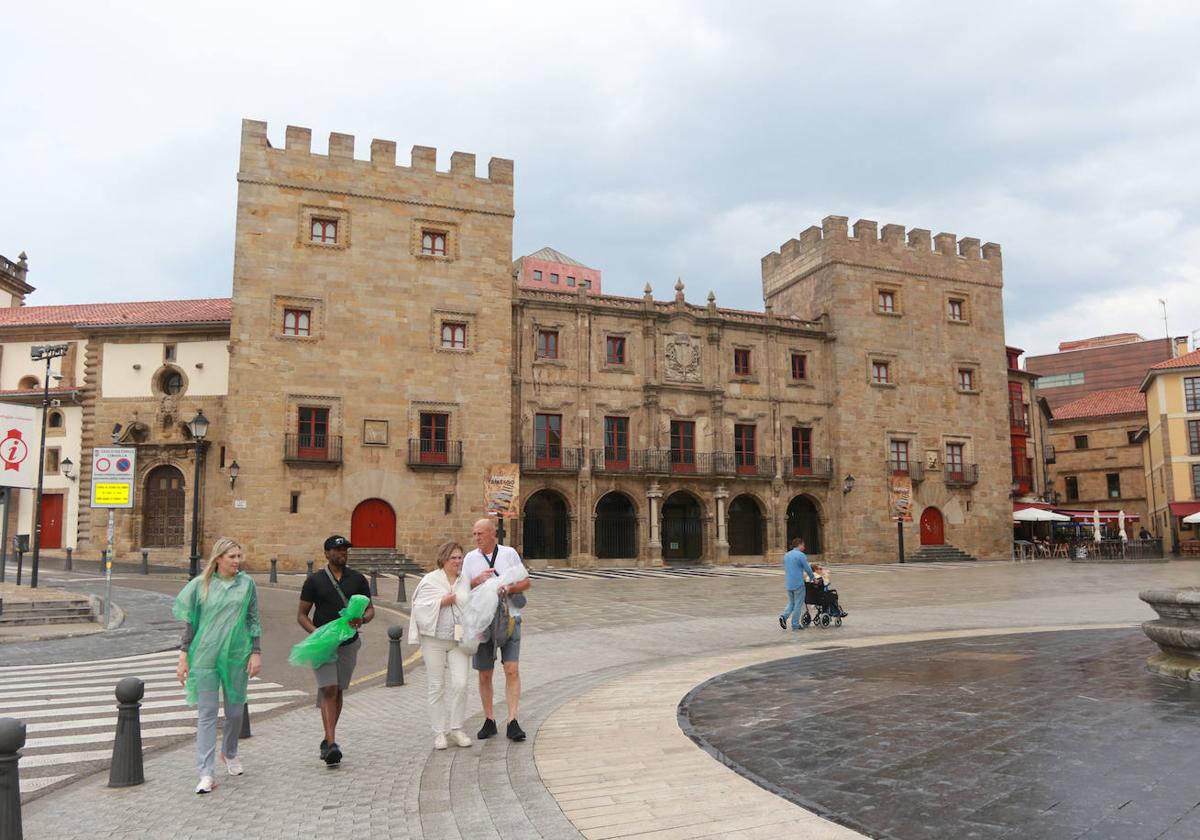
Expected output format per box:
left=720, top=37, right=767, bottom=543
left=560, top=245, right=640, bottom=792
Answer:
left=24, top=695, right=306, bottom=732
left=25, top=726, right=199, bottom=750
left=18, top=774, right=73, bottom=794
left=1, top=665, right=179, bottom=691
left=13, top=689, right=306, bottom=722
left=0, top=649, right=179, bottom=673
left=0, top=681, right=296, bottom=713
left=17, top=749, right=114, bottom=769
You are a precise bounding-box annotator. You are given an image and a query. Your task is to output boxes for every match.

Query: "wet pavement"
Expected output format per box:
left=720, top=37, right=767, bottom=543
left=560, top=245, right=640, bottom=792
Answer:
left=680, top=628, right=1200, bottom=840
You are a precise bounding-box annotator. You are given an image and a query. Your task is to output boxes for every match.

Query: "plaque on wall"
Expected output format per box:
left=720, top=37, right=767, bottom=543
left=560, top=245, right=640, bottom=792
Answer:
left=664, top=335, right=702, bottom=383
left=364, top=419, right=389, bottom=446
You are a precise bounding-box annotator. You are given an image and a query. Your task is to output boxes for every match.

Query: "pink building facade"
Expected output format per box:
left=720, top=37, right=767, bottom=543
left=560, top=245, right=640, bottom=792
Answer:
left=514, top=247, right=602, bottom=295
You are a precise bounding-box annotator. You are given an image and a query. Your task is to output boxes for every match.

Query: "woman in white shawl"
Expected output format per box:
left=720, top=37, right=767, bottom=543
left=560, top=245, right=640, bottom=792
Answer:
left=408, top=541, right=473, bottom=749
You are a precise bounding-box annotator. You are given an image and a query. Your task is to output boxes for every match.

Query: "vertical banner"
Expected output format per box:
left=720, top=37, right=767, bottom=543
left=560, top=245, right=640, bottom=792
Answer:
left=0, top=403, right=38, bottom=489
left=889, top=473, right=913, bottom=522
left=483, top=463, right=520, bottom=518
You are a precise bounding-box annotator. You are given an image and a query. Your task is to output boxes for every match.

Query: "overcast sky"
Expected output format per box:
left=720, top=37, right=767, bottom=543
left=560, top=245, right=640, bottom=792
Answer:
left=4, top=1, right=1198, bottom=358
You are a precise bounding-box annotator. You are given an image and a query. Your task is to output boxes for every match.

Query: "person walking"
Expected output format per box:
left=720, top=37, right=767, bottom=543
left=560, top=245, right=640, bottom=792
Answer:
left=778, top=537, right=814, bottom=631
left=174, top=538, right=262, bottom=794
left=463, top=518, right=532, bottom=742
left=409, top=541, right=473, bottom=750
left=297, top=535, right=375, bottom=766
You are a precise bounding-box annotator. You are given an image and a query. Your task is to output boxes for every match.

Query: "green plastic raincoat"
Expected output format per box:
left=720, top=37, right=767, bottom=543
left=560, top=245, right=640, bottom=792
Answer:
left=173, top=573, right=261, bottom=706
left=288, top=594, right=371, bottom=668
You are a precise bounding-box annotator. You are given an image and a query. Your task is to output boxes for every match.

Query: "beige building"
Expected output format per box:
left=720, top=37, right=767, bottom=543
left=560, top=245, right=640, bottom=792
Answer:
left=1140, top=348, right=1200, bottom=550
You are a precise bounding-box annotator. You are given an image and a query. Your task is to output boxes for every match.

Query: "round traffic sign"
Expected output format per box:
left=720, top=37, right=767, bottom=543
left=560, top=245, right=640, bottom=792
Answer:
left=95, top=457, right=111, bottom=472
left=116, top=457, right=132, bottom=472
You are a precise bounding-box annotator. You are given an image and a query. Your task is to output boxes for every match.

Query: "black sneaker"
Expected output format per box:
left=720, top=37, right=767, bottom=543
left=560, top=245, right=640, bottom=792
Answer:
left=778, top=616, right=786, bottom=630
left=507, top=720, right=526, bottom=742
left=477, top=718, right=498, bottom=740
left=324, top=742, right=342, bottom=766
left=319, top=739, right=330, bottom=760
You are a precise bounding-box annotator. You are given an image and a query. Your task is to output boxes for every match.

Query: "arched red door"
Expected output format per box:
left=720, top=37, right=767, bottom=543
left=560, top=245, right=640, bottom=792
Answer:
left=920, top=507, right=945, bottom=546
left=351, top=499, right=396, bottom=548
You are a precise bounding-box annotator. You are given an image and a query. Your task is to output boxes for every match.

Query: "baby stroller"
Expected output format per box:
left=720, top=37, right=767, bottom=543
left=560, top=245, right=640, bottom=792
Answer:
left=800, top=579, right=847, bottom=628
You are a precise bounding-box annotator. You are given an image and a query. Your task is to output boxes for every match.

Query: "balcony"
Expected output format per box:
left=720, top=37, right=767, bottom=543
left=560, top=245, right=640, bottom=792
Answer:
left=590, top=448, right=654, bottom=474
left=944, top=464, right=979, bottom=487
left=887, top=460, right=924, bottom=482
left=1044, top=445, right=1056, bottom=464
left=284, top=434, right=343, bottom=465
left=407, top=439, right=463, bottom=470
left=783, top=455, right=833, bottom=482
left=519, top=445, right=584, bottom=473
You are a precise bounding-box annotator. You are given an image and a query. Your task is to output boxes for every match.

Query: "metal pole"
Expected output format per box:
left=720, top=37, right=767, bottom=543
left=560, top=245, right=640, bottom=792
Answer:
left=0, top=488, right=7, bottom=584
left=188, top=439, right=202, bottom=578
left=0, top=717, right=26, bottom=840
left=29, top=354, right=52, bottom=589
left=104, top=510, right=114, bottom=628
left=897, top=519, right=905, bottom=564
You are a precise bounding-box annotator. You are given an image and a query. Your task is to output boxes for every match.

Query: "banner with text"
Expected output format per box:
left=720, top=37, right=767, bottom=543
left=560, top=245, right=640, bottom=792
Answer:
left=483, top=463, right=520, bottom=518
left=889, top=473, right=913, bottom=523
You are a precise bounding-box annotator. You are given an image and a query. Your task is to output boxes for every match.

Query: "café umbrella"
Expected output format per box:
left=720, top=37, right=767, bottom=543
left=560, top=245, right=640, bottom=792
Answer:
left=1118, top=510, right=1128, bottom=541
left=1092, top=509, right=1102, bottom=542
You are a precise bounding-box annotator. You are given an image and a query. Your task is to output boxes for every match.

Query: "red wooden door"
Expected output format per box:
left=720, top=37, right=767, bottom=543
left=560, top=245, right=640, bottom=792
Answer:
left=920, top=507, right=945, bottom=545
left=40, top=493, right=64, bottom=550
left=351, top=499, right=396, bottom=548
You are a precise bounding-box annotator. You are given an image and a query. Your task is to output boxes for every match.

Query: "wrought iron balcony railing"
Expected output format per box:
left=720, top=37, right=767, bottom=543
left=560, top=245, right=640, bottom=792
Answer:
left=782, top=455, right=833, bottom=481
left=887, top=460, right=924, bottom=481
left=284, top=434, right=343, bottom=465
left=519, top=445, right=584, bottom=473
left=407, top=439, right=463, bottom=469
left=944, top=463, right=979, bottom=486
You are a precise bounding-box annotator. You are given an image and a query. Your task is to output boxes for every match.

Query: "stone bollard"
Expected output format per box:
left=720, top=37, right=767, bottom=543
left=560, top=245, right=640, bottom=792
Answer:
left=370, top=570, right=379, bottom=597
left=306, top=559, right=314, bottom=575
left=240, top=702, right=251, bottom=739
left=269, top=558, right=278, bottom=584
left=141, top=549, right=149, bottom=575
left=0, top=717, right=26, bottom=840
left=14, top=549, right=22, bottom=586
left=396, top=573, right=407, bottom=603
left=109, top=677, right=145, bottom=787
left=65, top=547, right=73, bottom=572
left=386, top=626, right=405, bottom=687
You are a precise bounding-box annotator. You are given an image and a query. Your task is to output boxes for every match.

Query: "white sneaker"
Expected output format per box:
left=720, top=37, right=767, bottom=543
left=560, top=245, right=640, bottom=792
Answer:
left=448, top=729, right=472, bottom=748
left=434, top=733, right=448, bottom=750
left=195, top=775, right=214, bottom=794
left=225, top=756, right=244, bottom=776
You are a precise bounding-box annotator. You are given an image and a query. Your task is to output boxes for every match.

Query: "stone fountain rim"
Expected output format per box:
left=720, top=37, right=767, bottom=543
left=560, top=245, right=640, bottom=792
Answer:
left=1139, top=587, right=1200, bottom=605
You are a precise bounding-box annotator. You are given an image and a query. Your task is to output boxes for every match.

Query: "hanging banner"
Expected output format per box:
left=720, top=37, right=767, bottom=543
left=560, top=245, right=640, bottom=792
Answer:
left=483, top=463, right=520, bottom=518
left=0, top=403, right=38, bottom=488
left=889, top=473, right=913, bottom=523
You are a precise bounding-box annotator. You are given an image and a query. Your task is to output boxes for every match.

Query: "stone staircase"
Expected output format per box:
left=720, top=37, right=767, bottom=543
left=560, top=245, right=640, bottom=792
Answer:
left=0, top=597, right=96, bottom=626
left=906, top=543, right=978, bottom=563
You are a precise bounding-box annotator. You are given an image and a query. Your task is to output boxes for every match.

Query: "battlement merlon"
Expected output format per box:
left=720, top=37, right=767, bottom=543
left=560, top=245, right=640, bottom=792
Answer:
left=238, top=119, right=514, bottom=212
left=762, top=215, right=1003, bottom=297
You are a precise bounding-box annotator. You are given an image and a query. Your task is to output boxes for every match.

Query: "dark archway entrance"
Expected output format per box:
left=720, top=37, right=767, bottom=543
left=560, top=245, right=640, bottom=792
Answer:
left=523, top=490, right=569, bottom=560
left=143, top=465, right=186, bottom=547
left=595, top=492, right=637, bottom=560
left=920, top=507, right=945, bottom=545
left=351, top=498, right=396, bottom=548
left=662, top=491, right=702, bottom=562
left=727, top=494, right=764, bottom=556
left=785, top=495, right=822, bottom=555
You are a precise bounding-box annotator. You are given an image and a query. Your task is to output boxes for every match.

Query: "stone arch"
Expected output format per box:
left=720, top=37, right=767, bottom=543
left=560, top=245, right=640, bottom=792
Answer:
left=595, top=491, right=638, bottom=560
left=728, top=493, right=765, bottom=556
left=523, top=488, right=571, bottom=560
left=152, top=364, right=189, bottom=397
left=786, top=494, right=823, bottom=555
left=662, top=490, right=703, bottom=562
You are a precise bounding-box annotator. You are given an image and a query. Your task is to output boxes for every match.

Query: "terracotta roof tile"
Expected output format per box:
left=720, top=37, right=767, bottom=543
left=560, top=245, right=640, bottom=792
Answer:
left=1052, top=386, right=1146, bottom=420
left=0, top=298, right=231, bottom=328
left=1148, top=347, right=1200, bottom=370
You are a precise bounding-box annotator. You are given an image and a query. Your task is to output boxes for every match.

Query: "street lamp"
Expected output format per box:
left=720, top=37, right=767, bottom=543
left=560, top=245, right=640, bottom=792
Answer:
left=61, top=457, right=75, bottom=481
left=186, top=410, right=210, bottom=578
left=29, top=343, right=70, bottom=589
left=228, top=460, right=240, bottom=489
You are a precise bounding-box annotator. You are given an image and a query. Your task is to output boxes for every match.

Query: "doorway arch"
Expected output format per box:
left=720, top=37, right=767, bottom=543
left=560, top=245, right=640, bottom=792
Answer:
left=595, top=492, right=638, bottom=560
left=142, top=465, right=186, bottom=547
left=523, top=490, right=570, bottom=560
left=662, top=491, right=703, bottom=562
left=351, top=498, right=396, bottom=548
left=727, top=494, right=764, bottom=556
left=785, top=495, right=822, bottom=555
left=920, top=507, right=945, bottom=546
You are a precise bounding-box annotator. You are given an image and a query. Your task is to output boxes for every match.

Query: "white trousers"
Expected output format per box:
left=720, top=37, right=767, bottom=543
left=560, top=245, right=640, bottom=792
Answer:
left=420, top=636, right=470, bottom=735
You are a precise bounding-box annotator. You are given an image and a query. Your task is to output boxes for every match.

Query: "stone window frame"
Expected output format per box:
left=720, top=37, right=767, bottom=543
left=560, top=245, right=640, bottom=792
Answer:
left=955, top=360, right=980, bottom=395
left=601, top=330, right=633, bottom=373
left=786, top=347, right=814, bottom=390
left=868, top=351, right=898, bottom=389
left=45, top=446, right=61, bottom=474
left=363, top=419, right=389, bottom=447
left=941, top=433, right=973, bottom=471
left=946, top=290, right=971, bottom=325
left=272, top=295, right=325, bottom=344
left=532, top=319, right=569, bottom=367
left=874, top=283, right=902, bottom=317
left=150, top=364, right=189, bottom=398
left=286, top=394, right=343, bottom=438
left=412, top=218, right=460, bottom=262
left=730, top=343, right=759, bottom=383
left=47, top=408, right=67, bottom=437
left=299, top=205, right=350, bottom=250
left=432, top=308, right=476, bottom=354
left=408, top=400, right=460, bottom=449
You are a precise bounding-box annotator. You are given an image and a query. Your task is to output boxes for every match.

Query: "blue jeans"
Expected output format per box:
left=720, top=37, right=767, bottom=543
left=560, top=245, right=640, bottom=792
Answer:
left=780, top=587, right=806, bottom=629
left=196, top=690, right=243, bottom=777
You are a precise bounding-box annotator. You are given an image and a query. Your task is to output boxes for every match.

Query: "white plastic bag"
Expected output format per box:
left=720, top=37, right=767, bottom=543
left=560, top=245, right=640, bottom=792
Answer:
left=460, top=565, right=528, bottom=651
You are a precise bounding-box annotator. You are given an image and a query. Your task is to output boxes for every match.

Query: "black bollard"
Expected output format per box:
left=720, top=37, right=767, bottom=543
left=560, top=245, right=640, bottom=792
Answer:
left=109, top=677, right=145, bottom=787
left=386, top=625, right=405, bottom=686
left=269, top=558, right=277, bottom=584
left=141, top=549, right=149, bottom=575
left=370, top=570, right=379, bottom=597
left=240, top=702, right=251, bottom=739
left=14, top=550, right=22, bottom=586
left=0, top=717, right=24, bottom=840
left=396, top=573, right=407, bottom=603
left=65, top=547, right=73, bottom=572
left=306, top=559, right=314, bottom=575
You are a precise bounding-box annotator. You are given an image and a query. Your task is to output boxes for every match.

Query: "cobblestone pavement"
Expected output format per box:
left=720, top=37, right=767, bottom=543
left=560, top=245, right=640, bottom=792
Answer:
left=682, top=628, right=1200, bottom=840
left=15, top=558, right=1200, bottom=839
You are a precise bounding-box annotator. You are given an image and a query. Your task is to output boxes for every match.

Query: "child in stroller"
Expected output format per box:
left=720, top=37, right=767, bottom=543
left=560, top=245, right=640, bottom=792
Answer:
left=800, top=563, right=848, bottom=628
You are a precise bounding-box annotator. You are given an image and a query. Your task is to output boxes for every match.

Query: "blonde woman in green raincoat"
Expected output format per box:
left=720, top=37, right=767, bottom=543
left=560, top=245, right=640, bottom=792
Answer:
left=174, top=538, right=262, bottom=794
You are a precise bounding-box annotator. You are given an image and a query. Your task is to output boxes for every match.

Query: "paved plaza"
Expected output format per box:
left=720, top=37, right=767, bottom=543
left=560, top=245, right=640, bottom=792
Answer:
left=5, top=556, right=1200, bottom=839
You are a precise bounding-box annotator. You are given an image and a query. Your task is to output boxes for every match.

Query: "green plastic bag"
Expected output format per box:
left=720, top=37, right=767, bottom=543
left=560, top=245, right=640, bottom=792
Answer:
left=289, top=593, right=370, bottom=668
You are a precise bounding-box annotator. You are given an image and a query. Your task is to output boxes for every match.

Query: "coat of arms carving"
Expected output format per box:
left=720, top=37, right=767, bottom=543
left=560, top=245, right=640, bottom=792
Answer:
left=665, top=335, right=702, bottom=383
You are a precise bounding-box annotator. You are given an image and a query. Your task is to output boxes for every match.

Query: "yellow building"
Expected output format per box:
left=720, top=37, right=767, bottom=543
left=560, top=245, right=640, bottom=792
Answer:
left=1140, top=348, right=1200, bottom=553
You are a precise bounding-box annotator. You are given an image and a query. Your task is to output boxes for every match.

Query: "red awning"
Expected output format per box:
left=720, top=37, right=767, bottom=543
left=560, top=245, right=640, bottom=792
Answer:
left=1169, top=502, right=1200, bottom=518
left=1054, top=510, right=1140, bottom=522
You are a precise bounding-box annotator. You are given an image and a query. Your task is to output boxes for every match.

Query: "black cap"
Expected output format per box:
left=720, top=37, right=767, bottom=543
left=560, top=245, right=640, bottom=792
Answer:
left=324, top=535, right=351, bottom=551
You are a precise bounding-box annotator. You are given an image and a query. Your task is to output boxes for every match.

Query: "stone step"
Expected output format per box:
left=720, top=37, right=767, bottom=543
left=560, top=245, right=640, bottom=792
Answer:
left=0, top=599, right=91, bottom=612
left=0, top=612, right=96, bottom=626
left=908, top=544, right=978, bottom=563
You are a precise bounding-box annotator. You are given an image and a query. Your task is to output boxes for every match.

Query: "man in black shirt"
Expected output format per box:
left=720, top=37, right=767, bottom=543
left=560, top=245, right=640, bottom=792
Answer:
left=298, top=535, right=375, bottom=766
